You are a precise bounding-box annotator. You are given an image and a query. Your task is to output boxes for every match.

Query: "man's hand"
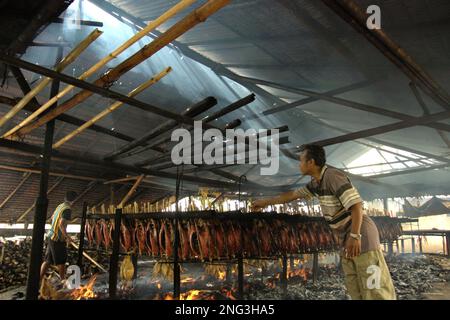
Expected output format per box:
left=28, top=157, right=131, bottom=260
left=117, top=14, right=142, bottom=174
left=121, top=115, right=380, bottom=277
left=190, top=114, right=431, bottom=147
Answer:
left=344, top=237, right=361, bottom=258
left=251, top=199, right=268, bottom=212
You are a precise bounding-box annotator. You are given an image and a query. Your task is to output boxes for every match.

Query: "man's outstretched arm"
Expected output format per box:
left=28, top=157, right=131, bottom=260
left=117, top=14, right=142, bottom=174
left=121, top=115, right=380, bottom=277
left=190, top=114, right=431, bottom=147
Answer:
left=251, top=190, right=303, bottom=211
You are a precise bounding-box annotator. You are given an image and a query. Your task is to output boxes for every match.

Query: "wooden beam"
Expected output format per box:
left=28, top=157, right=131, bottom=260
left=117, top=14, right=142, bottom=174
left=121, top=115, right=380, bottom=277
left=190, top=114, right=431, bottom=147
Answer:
left=0, top=29, right=103, bottom=132
left=6, top=0, right=71, bottom=55
left=9, top=0, right=230, bottom=138
left=0, top=55, right=238, bottom=140
left=104, top=96, right=218, bottom=160
left=0, top=163, right=104, bottom=182
left=236, top=76, right=450, bottom=133
left=306, top=110, right=450, bottom=147
left=52, top=67, right=172, bottom=148
left=410, top=82, right=450, bottom=148
left=0, top=94, right=139, bottom=144
left=0, top=172, right=32, bottom=209
left=118, top=174, right=145, bottom=208
left=16, top=176, right=64, bottom=223
left=0, top=137, right=278, bottom=192
left=103, top=176, right=138, bottom=185
left=321, top=0, right=450, bottom=109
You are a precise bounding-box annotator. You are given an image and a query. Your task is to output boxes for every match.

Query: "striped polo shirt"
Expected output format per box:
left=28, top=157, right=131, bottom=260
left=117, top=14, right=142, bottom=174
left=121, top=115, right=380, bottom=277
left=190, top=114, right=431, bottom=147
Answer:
left=295, top=165, right=362, bottom=231
left=47, top=202, right=72, bottom=241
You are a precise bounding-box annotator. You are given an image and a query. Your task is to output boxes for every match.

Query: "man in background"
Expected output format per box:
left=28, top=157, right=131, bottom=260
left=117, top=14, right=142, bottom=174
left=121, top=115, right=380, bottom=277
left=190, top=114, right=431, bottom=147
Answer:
left=40, top=191, right=77, bottom=284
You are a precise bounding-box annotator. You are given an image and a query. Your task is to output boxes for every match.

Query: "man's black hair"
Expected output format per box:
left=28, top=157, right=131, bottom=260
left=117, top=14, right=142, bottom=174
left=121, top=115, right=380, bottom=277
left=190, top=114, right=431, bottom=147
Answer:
left=65, top=191, right=78, bottom=202
left=299, top=144, right=326, bottom=167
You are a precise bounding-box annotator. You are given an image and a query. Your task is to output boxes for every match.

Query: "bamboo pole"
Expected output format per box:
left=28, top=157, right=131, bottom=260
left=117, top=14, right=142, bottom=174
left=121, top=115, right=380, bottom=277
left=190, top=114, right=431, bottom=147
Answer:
left=0, top=29, right=103, bottom=131
left=16, top=177, right=64, bottom=222
left=104, top=176, right=138, bottom=185
left=68, top=240, right=108, bottom=273
left=4, top=0, right=196, bottom=139
left=52, top=67, right=171, bottom=149
left=118, top=174, right=145, bottom=208
left=0, top=164, right=102, bottom=182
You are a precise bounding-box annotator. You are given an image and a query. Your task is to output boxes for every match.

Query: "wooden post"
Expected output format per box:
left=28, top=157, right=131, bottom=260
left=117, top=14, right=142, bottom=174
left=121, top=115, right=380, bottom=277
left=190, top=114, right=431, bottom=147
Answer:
left=401, top=239, right=405, bottom=254
left=312, top=253, right=319, bottom=283
left=281, top=256, right=288, bottom=297
left=388, top=242, right=394, bottom=255
left=77, top=202, right=88, bottom=269
left=411, top=237, right=416, bottom=254
left=418, top=237, right=423, bottom=254
left=25, top=47, right=62, bottom=300
left=445, top=233, right=450, bottom=257
left=237, top=257, right=244, bottom=299
left=109, top=208, right=123, bottom=299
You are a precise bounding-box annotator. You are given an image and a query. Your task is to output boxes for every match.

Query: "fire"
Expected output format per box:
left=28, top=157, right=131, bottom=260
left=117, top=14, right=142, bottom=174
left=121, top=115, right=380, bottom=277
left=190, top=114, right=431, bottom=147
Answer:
left=157, top=283, right=162, bottom=289
left=218, top=271, right=226, bottom=280
left=70, top=275, right=97, bottom=300
left=180, top=277, right=195, bottom=284
left=164, top=290, right=203, bottom=300
left=288, top=268, right=308, bottom=281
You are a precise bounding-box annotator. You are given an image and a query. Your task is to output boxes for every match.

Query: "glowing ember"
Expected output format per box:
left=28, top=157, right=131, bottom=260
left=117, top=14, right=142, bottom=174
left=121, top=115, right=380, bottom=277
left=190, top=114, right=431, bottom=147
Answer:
left=70, top=275, right=97, bottom=300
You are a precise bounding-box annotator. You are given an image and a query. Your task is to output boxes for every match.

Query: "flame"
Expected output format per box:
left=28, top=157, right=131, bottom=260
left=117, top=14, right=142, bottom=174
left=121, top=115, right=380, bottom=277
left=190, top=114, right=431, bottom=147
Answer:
left=218, top=271, right=226, bottom=280
left=157, top=283, right=162, bottom=289
left=180, top=277, right=195, bottom=284
left=70, top=275, right=97, bottom=300
left=288, top=268, right=308, bottom=281
left=164, top=290, right=203, bottom=300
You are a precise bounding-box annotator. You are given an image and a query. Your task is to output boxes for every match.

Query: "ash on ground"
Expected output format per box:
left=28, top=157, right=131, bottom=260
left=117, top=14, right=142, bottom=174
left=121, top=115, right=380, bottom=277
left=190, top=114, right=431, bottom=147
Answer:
left=246, top=254, right=448, bottom=300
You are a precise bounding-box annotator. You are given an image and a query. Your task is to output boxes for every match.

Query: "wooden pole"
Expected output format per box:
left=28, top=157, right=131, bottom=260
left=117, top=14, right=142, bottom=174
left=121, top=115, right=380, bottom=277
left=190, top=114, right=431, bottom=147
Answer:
left=118, top=174, right=145, bottom=208
left=70, top=240, right=107, bottom=273
left=281, top=256, right=288, bottom=297
left=52, top=67, right=172, bottom=148
left=312, top=252, right=319, bottom=283
left=0, top=164, right=101, bottom=182
left=0, top=29, right=102, bottom=132
left=77, top=202, right=88, bottom=268
left=25, top=49, right=62, bottom=300
left=109, top=208, right=123, bottom=299
left=6, top=0, right=198, bottom=139
left=104, top=176, right=139, bottom=185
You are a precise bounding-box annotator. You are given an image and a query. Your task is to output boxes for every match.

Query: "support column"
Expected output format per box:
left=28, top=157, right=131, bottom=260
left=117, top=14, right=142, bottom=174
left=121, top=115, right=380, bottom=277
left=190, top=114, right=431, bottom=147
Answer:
left=401, top=239, right=405, bottom=254
left=281, top=256, right=288, bottom=297
left=109, top=208, right=123, bottom=299
left=312, top=253, right=319, bottom=283
left=237, top=257, right=244, bottom=299
left=25, top=48, right=62, bottom=300
left=418, top=237, right=423, bottom=254
left=445, top=233, right=450, bottom=257
left=77, top=202, right=88, bottom=269
left=411, top=237, right=416, bottom=254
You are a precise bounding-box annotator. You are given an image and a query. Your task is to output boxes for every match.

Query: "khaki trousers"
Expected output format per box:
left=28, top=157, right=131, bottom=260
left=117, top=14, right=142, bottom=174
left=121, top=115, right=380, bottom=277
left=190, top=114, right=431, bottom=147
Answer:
left=341, top=249, right=396, bottom=300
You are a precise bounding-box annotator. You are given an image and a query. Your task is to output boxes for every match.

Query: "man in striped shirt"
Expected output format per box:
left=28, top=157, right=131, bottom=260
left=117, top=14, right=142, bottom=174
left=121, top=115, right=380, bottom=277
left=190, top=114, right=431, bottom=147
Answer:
left=252, top=144, right=396, bottom=300
left=40, top=191, right=77, bottom=284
